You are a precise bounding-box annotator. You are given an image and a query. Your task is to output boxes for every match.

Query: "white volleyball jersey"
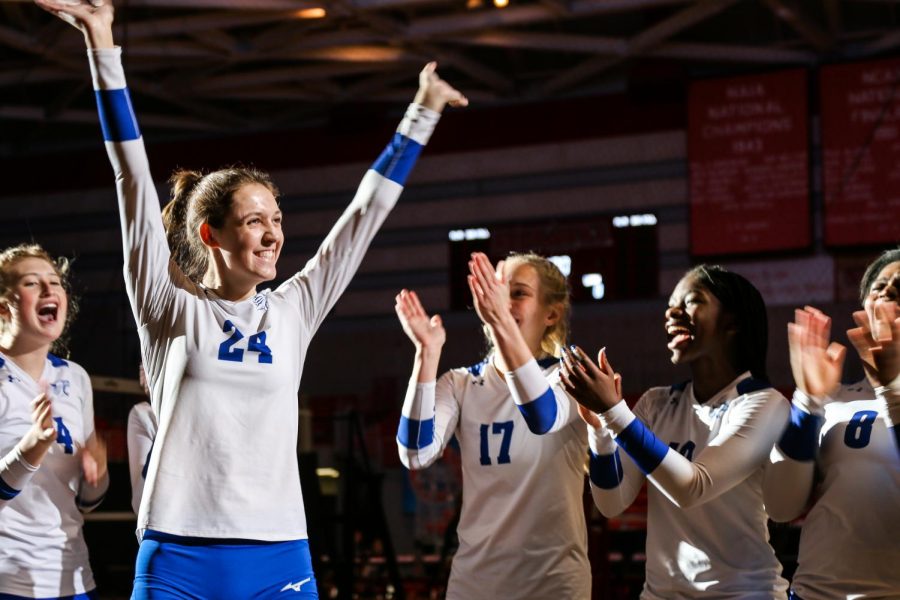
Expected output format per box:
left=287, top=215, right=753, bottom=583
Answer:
left=397, top=357, right=591, bottom=600
left=89, top=47, right=440, bottom=540
left=587, top=373, right=789, bottom=599
left=126, top=402, right=157, bottom=514
left=0, top=352, right=105, bottom=598
left=769, top=381, right=900, bottom=599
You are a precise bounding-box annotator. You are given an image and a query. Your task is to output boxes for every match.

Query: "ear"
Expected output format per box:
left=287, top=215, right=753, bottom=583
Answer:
left=199, top=223, right=219, bottom=248
left=0, top=300, right=10, bottom=320
left=544, top=303, right=561, bottom=326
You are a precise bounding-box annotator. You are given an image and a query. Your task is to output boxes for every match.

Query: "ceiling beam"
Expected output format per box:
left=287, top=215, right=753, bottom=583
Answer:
left=761, top=0, right=832, bottom=53
left=537, top=0, right=738, bottom=96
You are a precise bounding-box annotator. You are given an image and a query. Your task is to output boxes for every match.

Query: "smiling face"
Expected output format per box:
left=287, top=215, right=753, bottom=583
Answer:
left=207, top=182, right=284, bottom=294
left=505, top=261, right=559, bottom=357
left=863, top=260, right=900, bottom=339
left=665, top=273, right=734, bottom=366
left=0, top=257, right=68, bottom=350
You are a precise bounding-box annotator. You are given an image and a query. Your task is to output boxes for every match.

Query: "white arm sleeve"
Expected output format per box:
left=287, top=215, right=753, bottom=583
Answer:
left=604, top=389, right=790, bottom=509
left=397, top=371, right=460, bottom=470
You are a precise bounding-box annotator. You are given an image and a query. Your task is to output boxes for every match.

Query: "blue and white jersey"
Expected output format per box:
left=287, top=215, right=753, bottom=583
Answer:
left=767, top=380, right=900, bottom=599
left=89, top=47, right=440, bottom=540
left=398, top=357, right=590, bottom=600
left=587, top=372, right=789, bottom=599
left=0, top=352, right=106, bottom=598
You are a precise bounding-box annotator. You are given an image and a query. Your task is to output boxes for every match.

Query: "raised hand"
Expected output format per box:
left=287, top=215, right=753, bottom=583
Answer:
left=787, top=306, right=846, bottom=401
left=414, top=62, right=469, bottom=113
left=467, top=253, right=512, bottom=330
left=81, top=434, right=108, bottom=487
left=849, top=301, right=900, bottom=387
left=395, top=289, right=445, bottom=351
left=16, top=391, right=57, bottom=467
left=559, top=346, right=622, bottom=415
left=33, top=0, right=114, bottom=49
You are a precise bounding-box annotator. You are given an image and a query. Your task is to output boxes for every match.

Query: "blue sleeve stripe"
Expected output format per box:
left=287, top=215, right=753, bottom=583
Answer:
left=777, top=405, right=822, bottom=461
left=588, top=449, right=624, bottom=489
left=0, top=476, right=20, bottom=501
left=615, top=418, right=669, bottom=474
left=95, top=88, right=141, bottom=142
left=371, top=133, right=423, bottom=185
left=516, top=387, right=558, bottom=434
left=398, top=416, right=434, bottom=449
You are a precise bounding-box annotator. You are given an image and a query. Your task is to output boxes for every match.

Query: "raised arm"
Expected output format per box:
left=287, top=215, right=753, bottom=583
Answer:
left=467, top=253, right=573, bottom=434
left=394, top=290, right=459, bottom=469
left=765, top=307, right=844, bottom=521
left=288, top=66, right=467, bottom=333
left=36, top=0, right=180, bottom=328
left=564, top=345, right=789, bottom=509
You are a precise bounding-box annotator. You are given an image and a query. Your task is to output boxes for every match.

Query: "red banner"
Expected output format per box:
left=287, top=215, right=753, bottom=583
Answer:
left=689, top=70, right=810, bottom=255
left=821, top=58, right=900, bottom=246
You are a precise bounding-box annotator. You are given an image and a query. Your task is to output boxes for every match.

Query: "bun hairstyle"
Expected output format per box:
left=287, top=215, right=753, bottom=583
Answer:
left=859, top=248, right=900, bottom=305
left=0, top=243, right=78, bottom=357
left=688, top=264, right=769, bottom=382
left=162, top=167, right=280, bottom=283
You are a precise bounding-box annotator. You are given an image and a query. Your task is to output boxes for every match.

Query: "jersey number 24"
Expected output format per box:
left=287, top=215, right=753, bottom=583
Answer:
left=218, top=320, right=273, bottom=364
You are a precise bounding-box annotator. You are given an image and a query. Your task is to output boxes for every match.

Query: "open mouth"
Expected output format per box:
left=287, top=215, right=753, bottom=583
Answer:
left=666, top=324, right=692, bottom=350
left=255, top=249, right=276, bottom=261
left=37, top=303, right=59, bottom=324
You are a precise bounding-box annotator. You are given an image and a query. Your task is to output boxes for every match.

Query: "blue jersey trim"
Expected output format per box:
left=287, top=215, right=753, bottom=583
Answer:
left=95, top=88, right=141, bottom=142
left=588, top=449, right=624, bottom=489
left=736, top=377, right=771, bottom=395
left=670, top=380, right=689, bottom=394
left=516, top=387, right=557, bottom=434
left=0, top=592, right=98, bottom=600
left=397, top=416, right=434, bottom=449
left=615, top=417, right=669, bottom=474
left=536, top=356, right=558, bottom=369
left=777, top=404, right=822, bottom=461
left=0, top=476, right=21, bottom=501
left=0, top=355, right=4, bottom=368
left=467, top=359, right=488, bottom=376
left=892, top=425, right=900, bottom=456
left=371, top=132, right=422, bottom=185
left=47, top=353, right=68, bottom=367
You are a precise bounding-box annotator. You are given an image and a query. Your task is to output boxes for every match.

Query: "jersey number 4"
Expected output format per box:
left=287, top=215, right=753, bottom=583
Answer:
left=53, top=417, right=74, bottom=455
left=479, top=421, right=514, bottom=465
left=218, top=320, right=273, bottom=364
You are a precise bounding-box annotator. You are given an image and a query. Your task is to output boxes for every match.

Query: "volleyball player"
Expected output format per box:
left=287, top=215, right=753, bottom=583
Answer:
left=562, top=265, right=789, bottom=599
left=765, top=249, right=900, bottom=599
left=396, top=252, right=591, bottom=599
left=0, top=244, right=107, bottom=600
left=35, top=0, right=466, bottom=596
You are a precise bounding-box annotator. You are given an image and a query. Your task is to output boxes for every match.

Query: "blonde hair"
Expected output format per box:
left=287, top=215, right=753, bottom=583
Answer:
left=0, top=243, right=77, bottom=356
left=485, top=252, right=571, bottom=358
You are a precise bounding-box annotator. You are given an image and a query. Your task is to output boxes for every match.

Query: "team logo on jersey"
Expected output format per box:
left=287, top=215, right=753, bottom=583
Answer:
left=280, top=577, right=311, bottom=592
left=50, top=379, right=71, bottom=396
left=7, top=374, right=19, bottom=383
left=252, top=293, right=269, bottom=311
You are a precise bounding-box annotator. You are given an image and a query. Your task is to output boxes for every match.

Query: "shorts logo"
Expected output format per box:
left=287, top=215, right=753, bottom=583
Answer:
left=280, top=577, right=311, bottom=592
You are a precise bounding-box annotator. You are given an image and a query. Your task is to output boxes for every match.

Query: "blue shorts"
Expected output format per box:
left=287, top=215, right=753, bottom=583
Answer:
left=132, top=530, right=318, bottom=599
left=0, top=593, right=97, bottom=600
